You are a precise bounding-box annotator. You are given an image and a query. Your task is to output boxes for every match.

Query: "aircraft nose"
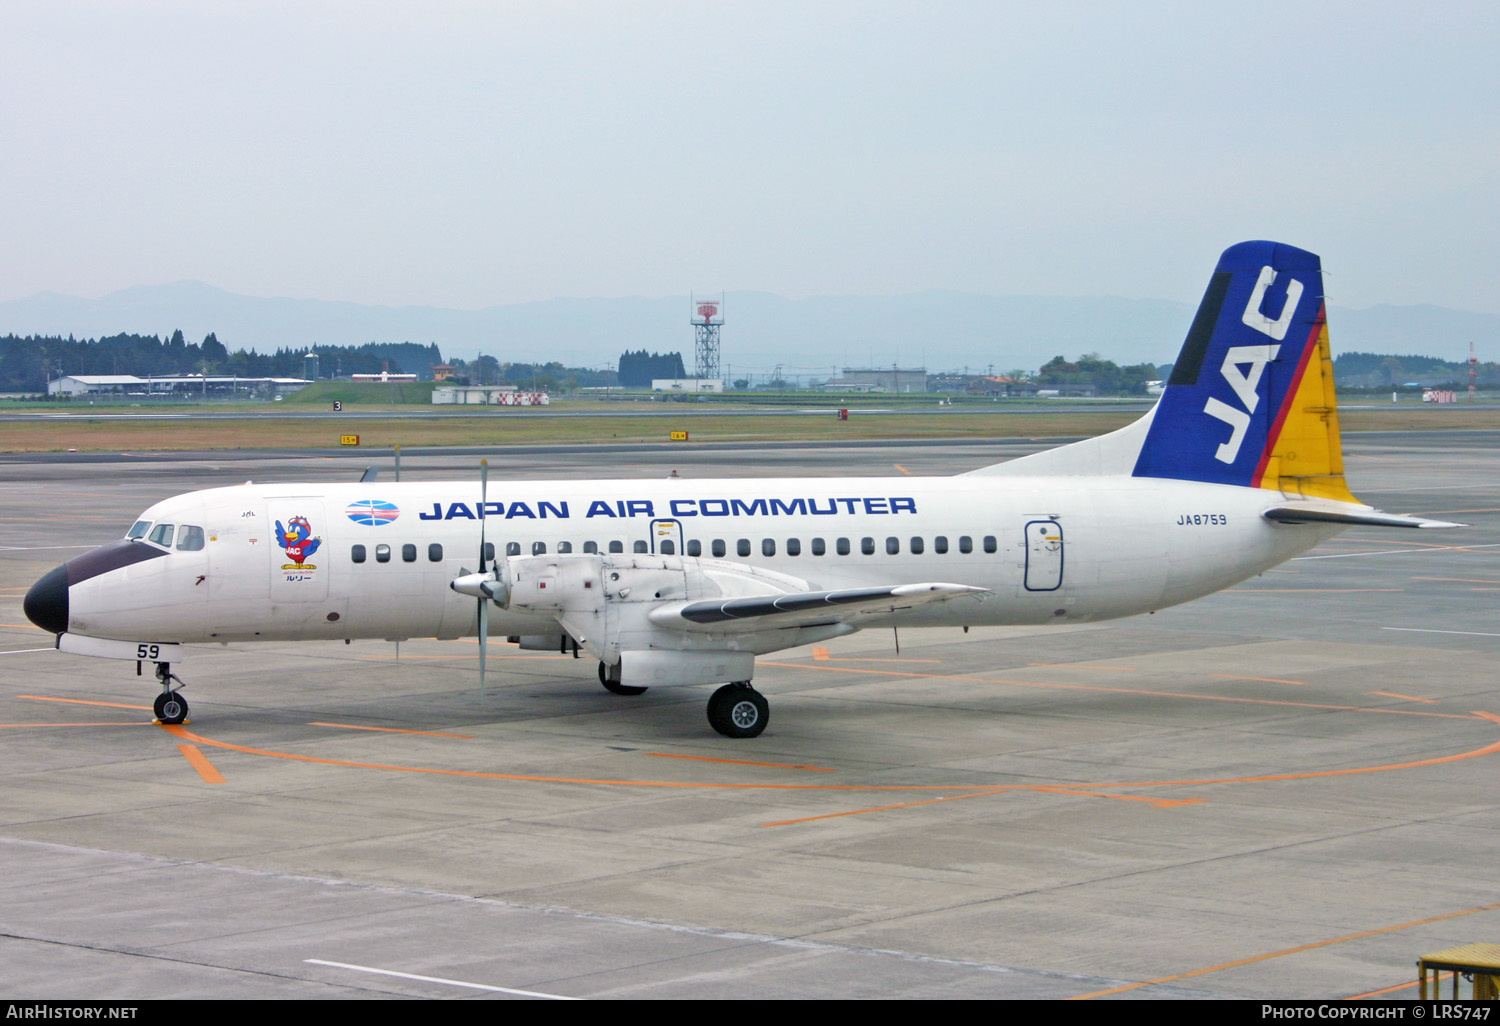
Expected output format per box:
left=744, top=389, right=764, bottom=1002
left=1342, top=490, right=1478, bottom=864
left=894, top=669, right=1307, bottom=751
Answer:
left=23, top=564, right=69, bottom=635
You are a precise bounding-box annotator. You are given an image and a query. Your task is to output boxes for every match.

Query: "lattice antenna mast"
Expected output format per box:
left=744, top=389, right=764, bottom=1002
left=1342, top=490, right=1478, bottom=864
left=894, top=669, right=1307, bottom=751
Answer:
left=691, top=294, right=724, bottom=381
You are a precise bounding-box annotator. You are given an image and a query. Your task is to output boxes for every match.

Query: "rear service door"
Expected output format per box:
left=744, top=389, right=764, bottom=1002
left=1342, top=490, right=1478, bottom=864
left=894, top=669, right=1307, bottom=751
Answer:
left=1023, top=519, right=1064, bottom=591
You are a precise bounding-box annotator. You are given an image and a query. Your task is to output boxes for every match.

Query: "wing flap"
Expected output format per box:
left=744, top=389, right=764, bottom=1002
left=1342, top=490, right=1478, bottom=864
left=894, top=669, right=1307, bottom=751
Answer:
left=650, top=582, right=991, bottom=633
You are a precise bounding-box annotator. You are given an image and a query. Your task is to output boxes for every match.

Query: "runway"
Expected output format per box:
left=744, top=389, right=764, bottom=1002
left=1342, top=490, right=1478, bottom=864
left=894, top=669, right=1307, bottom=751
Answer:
left=1, top=433, right=1497, bottom=999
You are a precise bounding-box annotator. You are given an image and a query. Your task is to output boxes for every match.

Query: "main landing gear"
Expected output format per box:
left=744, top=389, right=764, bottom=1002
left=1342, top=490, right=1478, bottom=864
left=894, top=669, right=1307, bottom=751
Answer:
left=598, top=660, right=647, bottom=697
left=596, top=662, right=768, bottom=738
left=707, top=682, right=768, bottom=739
left=151, top=662, right=189, bottom=725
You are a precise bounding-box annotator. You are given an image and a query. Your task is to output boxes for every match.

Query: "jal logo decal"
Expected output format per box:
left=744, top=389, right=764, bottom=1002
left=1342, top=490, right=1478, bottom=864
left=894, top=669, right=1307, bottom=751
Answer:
left=346, top=499, right=400, bottom=526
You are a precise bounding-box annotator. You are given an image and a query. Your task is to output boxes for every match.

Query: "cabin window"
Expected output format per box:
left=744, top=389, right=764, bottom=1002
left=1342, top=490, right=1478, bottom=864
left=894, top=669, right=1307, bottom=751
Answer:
left=984, top=535, right=997, bottom=553
left=634, top=540, right=648, bottom=553
left=428, top=543, right=443, bottom=562
left=886, top=536, right=900, bottom=555
left=352, top=544, right=367, bottom=563
left=811, top=537, right=825, bottom=556
left=558, top=541, right=572, bottom=554
left=402, top=543, right=417, bottom=562
left=177, top=525, right=205, bottom=551
left=148, top=523, right=175, bottom=548
left=959, top=535, right=973, bottom=554
left=609, top=540, right=624, bottom=553
left=485, top=542, right=496, bottom=561
left=583, top=541, right=599, bottom=554
left=687, top=539, right=702, bottom=556
left=909, top=536, right=924, bottom=555
left=127, top=520, right=151, bottom=539
left=712, top=539, right=726, bottom=557
left=504, top=542, right=519, bottom=557
left=934, top=535, right=948, bottom=554
left=532, top=541, right=547, bottom=555
left=375, top=544, right=391, bottom=563
left=861, top=537, right=875, bottom=555
left=837, top=537, right=850, bottom=555
left=762, top=538, right=776, bottom=557
left=660, top=540, right=676, bottom=554
left=787, top=538, right=801, bottom=556
left=737, top=539, right=751, bottom=557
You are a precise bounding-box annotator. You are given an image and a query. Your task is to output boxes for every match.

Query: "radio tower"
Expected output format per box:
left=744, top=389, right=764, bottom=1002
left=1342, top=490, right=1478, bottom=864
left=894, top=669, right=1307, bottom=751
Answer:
left=691, top=294, right=723, bottom=381
left=1469, top=342, right=1478, bottom=402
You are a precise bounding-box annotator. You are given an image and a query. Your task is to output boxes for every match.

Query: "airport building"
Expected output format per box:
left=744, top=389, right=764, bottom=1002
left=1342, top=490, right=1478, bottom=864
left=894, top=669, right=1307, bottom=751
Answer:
left=651, top=379, right=724, bottom=393
left=824, top=367, right=929, bottom=393
left=431, top=385, right=551, bottom=405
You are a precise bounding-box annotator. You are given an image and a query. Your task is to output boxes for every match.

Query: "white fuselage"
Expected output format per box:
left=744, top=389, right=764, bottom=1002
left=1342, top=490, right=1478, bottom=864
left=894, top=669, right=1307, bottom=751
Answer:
left=65, top=474, right=1339, bottom=646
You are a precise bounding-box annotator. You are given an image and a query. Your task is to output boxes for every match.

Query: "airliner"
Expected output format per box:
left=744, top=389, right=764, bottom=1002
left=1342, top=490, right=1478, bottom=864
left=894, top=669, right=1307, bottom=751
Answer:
left=22, top=242, right=1459, bottom=737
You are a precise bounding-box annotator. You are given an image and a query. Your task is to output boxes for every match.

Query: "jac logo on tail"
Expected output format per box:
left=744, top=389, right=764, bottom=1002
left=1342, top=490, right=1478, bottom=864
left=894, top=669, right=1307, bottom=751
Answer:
left=1204, top=266, right=1300, bottom=463
left=1241, top=266, right=1303, bottom=341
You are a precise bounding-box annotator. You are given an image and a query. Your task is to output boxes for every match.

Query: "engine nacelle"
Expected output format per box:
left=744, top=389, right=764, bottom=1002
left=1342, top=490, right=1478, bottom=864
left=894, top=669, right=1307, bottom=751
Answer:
left=617, top=649, right=755, bottom=688
left=508, top=633, right=568, bottom=651
left=484, top=552, right=819, bottom=668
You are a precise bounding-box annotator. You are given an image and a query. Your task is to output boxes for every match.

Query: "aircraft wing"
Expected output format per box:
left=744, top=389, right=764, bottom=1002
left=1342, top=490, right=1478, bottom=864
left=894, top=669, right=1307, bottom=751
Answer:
left=648, top=582, right=991, bottom=634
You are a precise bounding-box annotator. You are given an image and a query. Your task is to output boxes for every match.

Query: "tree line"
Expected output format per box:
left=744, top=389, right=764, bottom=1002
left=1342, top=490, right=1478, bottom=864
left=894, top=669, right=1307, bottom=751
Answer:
left=617, top=350, right=686, bottom=388
left=0, top=333, right=443, bottom=392
left=1033, top=354, right=1163, bottom=395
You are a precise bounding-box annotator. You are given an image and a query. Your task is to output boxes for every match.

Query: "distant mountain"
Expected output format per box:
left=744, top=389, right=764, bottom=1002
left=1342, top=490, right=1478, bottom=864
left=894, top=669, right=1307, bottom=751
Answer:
left=2, top=283, right=1494, bottom=376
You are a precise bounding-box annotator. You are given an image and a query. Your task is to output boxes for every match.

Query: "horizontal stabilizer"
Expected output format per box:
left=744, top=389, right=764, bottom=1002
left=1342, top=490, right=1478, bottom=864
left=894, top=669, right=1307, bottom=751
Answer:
left=1262, top=506, right=1465, bottom=530
left=650, top=582, right=991, bottom=633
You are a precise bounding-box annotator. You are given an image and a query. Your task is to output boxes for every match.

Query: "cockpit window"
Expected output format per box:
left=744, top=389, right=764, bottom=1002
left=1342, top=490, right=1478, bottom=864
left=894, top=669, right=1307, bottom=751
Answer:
left=147, top=524, right=175, bottom=548
left=176, top=525, right=205, bottom=551
left=127, top=520, right=151, bottom=539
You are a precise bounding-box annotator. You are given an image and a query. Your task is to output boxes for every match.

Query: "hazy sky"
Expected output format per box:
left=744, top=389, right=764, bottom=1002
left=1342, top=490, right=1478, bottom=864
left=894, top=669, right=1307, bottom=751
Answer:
left=3, top=2, right=1496, bottom=312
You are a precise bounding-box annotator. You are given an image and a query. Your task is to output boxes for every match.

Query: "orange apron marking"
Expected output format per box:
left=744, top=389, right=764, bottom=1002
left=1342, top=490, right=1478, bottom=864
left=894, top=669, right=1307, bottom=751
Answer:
left=762, top=788, right=1014, bottom=827
left=310, top=722, right=475, bottom=738
left=0, top=722, right=154, bottom=728
left=1211, top=674, right=1309, bottom=686
left=361, top=654, right=572, bottom=661
left=765, top=788, right=1207, bottom=827
left=20, top=695, right=153, bottom=711
left=1070, top=902, right=1500, bottom=1000
left=177, top=743, right=225, bottom=784
left=758, top=662, right=1481, bottom=721
left=1345, top=972, right=1453, bottom=1000
left=149, top=716, right=1500, bottom=811
left=646, top=753, right=834, bottom=772
left=808, top=648, right=938, bottom=663
left=1368, top=691, right=1439, bottom=704
left=1228, top=588, right=1405, bottom=593
left=1414, top=576, right=1500, bottom=584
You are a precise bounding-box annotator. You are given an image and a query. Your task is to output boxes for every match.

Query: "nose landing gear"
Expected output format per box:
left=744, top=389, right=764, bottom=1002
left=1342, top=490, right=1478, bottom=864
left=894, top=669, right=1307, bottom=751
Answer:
left=151, top=662, right=189, bottom=725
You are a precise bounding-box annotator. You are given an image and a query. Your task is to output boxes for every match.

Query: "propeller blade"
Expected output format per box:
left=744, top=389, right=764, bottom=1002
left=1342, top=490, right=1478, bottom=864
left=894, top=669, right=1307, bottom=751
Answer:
left=477, top=459, right=490, bottom=696
left=479, top=459, right=489, bottom=571
left=478, top=598, right=488, bottom=697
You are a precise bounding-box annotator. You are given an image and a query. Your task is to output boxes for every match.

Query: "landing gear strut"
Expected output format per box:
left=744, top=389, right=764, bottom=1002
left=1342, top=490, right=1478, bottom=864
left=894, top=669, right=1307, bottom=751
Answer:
left=707, top=682, right=768, bottom=739
left=152, top=662, right=189, bottom=724
left=598, top=660, right=647, bottom=697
